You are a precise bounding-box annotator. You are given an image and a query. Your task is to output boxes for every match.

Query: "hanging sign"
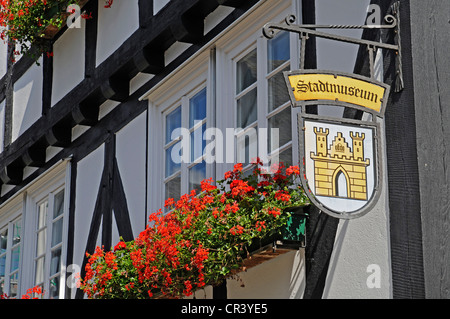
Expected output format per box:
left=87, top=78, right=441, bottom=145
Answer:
left=262, top=9, right=400, bottom=218
left=285, top=70, right=390, bottom=219
left=287, top=73, right=387, bottom=113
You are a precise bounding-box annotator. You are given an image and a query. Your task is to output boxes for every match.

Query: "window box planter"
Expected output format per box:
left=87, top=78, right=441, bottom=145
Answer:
left=42, top=0, right=90, bottom=39
left=246, top=205, right=308, bottom=255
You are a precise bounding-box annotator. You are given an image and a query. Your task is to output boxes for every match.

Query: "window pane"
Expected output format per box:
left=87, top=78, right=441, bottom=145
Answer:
left=35, top=257, right=45, bottom=285
left=189, top=161, right=206, bottom=193
left=165, top=176, right=181, bottom=203
left=268, top=31, right=290, bottom=73
left=236, top=127, right=258, bottom=166
left=51, top=219, right=63, bottom=247
left=53, top=191, right=64, bottom=219
left=277, top=147, right=293, bottom=167
left=268, top=107, right=292, bottom=152
left=0, top=228, right=5, bottom=283
left=49, top=276, right=60, bottom=299
left=0, top=229, right=7, bottom=252
left=236, top=49, right=257, bottom=94
left=165, top=106, right=182, bottom=144
left=10, top=246, right=20, bottom=272
left=268, top=66, right=290, bottom=112
left=0, top=255, right=5, bottom=279
left=9, top=272, right=18, bottom=298
left=36, top=230, right=46, bottom=257
left=12, top=220, right=21, bottom=246
left=165, top=142, right=182, bottom=178
left=50, top=248, right=61, bottom=276
left=237, top=88, right=257, bottom=128
left=37, top=201, right=48, bottom=230
left=189, top=88, right=207, bottom=128
left=191, top=123, right=206, bottom=162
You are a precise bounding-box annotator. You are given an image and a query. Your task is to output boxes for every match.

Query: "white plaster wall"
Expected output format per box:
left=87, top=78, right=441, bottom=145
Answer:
left=72, top=144, right=104, bottom=299
left=96, top=0, right=139, bottom=66
left=114, top=111, right=148, bottom=240
left=12, top=58, right=43, bottom=141
left=51, top=18, right=85, bottom=106
left=322, top=121, right=392, bottom=299
left=0, top=32, right=7, bottom=78
left=204, top=6, right=234, bottom=35
left=227, top=250, right=306, bottom=299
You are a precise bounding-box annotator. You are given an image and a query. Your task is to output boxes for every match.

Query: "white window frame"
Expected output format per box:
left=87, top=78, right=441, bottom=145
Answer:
left=148, top=50, right=213, bottom=213
left=215, top=0, right=302, bottom=177
left=0, top=196, right=24, bottom=298
left=21, top=160, right=71, bottom=299
left=147, top=0, right=302, bottom=212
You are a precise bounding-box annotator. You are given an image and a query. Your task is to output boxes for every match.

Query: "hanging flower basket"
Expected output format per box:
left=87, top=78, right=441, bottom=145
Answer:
left=79, top=159, right=310, bottom=299
left=0, top=0, right=112, bottom=61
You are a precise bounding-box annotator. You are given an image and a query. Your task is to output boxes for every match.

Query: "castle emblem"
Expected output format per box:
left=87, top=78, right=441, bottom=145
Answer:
left=310, top=127, right=370, bottom=200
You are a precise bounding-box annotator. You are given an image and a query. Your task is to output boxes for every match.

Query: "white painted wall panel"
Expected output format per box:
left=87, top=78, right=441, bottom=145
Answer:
left=12, top=58, right=43, bottom=141
left=96, top=0, right=139, bottom=66
left=323, top=122, right=391, bottom=299
left=72, top=144, right=104, bottom=298
left=52, top=19, right=85, bottom=106
left=115, top=111, right=147, bottom=239
left=227, top=250, right=306, bottom=298
left=0, top=31, right=7, bottom=79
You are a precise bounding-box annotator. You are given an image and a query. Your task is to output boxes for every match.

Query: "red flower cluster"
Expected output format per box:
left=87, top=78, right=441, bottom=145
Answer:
left=80, top=159, right=309, bottom=299
left=1, top=285, right=44, bottom=299
left=0, top=0, right=113, bottom=61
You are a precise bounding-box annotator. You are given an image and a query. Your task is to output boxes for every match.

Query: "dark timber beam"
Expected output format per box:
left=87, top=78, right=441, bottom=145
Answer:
left=45, top=120, right=72, bottom=147
left=170, top=15, right=204, bottom=44
left=71, top=102, right=99, bottom=126
left=217, top=0, right=245, bottom=8
left=0, top=162, right=23, bottom=185
left=133, top=45, right=165, bottom=74
left=21, top=141, right=47, bottom=167
left=100, top=75, right=130, bottom=102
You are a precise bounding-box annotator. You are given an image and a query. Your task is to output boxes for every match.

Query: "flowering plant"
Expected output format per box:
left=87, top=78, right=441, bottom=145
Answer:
left=0, top=286, right=44, bottom=299
left=80, top=160, right=309, bottom=299
left=0, top=0, right=113, bottom=60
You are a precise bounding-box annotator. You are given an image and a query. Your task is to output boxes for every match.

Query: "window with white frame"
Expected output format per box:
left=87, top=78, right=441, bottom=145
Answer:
left=17, top=160, right=71, bottom=299
left=233, top=30, right=295, bottom=170
left=33, top=187, right=66, bottom=299
left=0, top=216, right=22, bottom=298
left=34, top=189, right=64, bottom=299
left=163, top=86, right=208, bottom=207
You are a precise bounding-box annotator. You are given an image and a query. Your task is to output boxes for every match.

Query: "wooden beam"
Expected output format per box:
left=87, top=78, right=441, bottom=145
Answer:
left=0, top=162, right=23, bottom=185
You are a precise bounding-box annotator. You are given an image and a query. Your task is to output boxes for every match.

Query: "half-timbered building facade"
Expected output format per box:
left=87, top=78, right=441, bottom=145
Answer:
left=0, top=0, right=448, bottom=299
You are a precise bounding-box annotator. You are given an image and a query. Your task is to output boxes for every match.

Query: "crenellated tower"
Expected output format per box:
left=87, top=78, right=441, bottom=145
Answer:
left=350, top=132, right=365, bottom=161
left=314, top=127, right=329, bottom=156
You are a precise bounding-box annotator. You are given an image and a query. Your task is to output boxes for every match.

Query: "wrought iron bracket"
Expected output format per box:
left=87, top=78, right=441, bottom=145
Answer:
left=263, top=1, right=403, bottom=92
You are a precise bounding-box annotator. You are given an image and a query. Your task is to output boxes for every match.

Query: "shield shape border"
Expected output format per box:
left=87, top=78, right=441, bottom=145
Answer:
left=285, top=70, right=390, bottom=219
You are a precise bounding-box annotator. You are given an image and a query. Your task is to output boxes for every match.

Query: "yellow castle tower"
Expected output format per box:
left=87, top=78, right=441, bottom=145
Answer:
left=310, top=127, right=370, bottom=200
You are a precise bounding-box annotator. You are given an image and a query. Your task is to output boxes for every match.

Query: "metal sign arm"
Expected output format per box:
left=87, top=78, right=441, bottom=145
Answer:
left=263, top=1, right=403, bottom=91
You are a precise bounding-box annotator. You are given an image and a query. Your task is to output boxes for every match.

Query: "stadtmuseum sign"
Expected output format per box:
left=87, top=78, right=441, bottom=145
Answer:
left=287, top=72, right=387, bottom=113
left=285, top=70, right=390, bottom=219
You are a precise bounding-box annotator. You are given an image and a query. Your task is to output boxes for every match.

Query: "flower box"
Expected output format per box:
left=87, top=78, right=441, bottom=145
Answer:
left=42, top=0, right=90, bottom=39
left=279, top=206, right=308, bottom=248
left=245, top=206, right=308, bottom=256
